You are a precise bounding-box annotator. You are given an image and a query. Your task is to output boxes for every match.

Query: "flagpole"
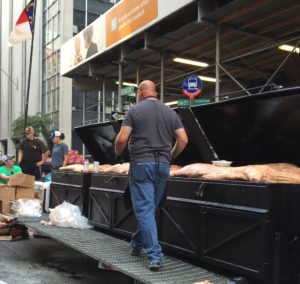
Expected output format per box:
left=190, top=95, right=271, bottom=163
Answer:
left=24, top=0, right=37, bottom=131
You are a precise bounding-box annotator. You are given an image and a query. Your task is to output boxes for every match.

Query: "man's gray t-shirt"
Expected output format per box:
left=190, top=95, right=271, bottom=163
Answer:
left=122, top=98, right=184, bottom=164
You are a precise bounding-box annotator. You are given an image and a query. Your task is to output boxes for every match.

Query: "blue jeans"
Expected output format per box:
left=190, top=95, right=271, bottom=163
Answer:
left=129, top=162, right=169, bottom=262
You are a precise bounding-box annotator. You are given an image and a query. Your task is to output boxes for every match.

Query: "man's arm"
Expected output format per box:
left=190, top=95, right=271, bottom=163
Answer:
left=18, top=149, right=23, bottom=164
left=37, top=142, right=49, bottom=167
left=115, top=125, right=132, bottom=156
left=0, top=173, right=9, bottom=181
left=171, top=128, right=188, bottom=162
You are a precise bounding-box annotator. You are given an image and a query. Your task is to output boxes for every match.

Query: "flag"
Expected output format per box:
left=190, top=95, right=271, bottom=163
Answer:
left=8, top=0, right=35, bottom=46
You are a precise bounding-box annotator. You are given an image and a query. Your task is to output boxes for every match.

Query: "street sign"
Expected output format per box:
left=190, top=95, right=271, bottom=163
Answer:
left=177, top=98, right=210, bottom=107
left=182, top=75, right=203, bottom=99
left=121, top=86, right=137, bottom=96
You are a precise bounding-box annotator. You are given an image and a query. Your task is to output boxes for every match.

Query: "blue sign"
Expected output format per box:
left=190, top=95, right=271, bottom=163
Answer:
left=182, top=75, right=203, bottom=99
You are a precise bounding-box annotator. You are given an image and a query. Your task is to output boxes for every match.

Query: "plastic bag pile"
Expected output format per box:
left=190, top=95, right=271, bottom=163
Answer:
left=41, top=201, right=92, bottom=229
left=11, top=199, right=42, bottom=217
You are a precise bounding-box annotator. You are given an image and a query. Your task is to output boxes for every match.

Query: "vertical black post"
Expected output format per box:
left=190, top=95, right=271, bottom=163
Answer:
left=24, top=0, right=37, bottom=130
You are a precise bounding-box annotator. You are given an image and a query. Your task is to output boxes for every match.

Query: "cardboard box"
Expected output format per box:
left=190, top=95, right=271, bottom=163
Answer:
left=8, top=173, right=35, bottom=188
left=0, top=187, right=16, bottom=200
left=0, top=200, right=12, bottom=214
left=15, top=187, right=35, bottom=199
left=0, top=187, right=15, bottom=213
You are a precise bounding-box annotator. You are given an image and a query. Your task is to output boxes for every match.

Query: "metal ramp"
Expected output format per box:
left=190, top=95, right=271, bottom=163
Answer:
left=19, top=215, right=229, bottom=284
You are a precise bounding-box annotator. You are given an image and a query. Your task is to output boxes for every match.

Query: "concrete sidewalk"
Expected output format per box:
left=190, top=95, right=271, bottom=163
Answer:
left=0, top=237, right=133, bottom=284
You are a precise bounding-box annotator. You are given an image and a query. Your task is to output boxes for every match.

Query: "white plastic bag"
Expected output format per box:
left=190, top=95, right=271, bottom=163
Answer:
left=42, top=201, right=92, bottom=229
left=11, top=198, right=42, bottom=217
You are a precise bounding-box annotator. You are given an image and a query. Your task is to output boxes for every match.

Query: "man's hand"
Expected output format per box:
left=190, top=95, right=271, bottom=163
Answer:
left=0, top=215, right=13, bottom=223
left=0, top=222, right=7, bottom=229
left=0, top=215, right=13, bottom=228
left=36, top=161, right=43, bottom=167
left=0, top=174, right=10, bottom=181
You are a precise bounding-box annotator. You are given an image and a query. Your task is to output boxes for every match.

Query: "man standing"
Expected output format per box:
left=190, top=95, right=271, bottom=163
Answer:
left=18, top=126, right=48, bottom=180
left=115, top=80, right=188, bottom=271
left=0, top=155, right=22, bottom=185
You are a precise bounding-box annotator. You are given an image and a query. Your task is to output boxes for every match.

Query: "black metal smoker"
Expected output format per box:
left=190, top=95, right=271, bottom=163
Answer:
left=74, top=86, right=300, bottom=284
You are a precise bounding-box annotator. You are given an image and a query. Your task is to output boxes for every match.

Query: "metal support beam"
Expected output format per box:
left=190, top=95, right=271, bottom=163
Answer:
left=118, top=63, right=123, bottom=113
left=82, top=90, right=87, bottom=157
left=160, top=52, right=165, bottom=102
left=215, top=26, right=220, bottom=101
left=136, top=64, right=140, bottom=103
left=98, top=90, right=101, bottom=122
left=218, top=64, right=251, bottom=96
left=259, top=40, right=300, bottom=94
left=102, top=79, right=106, bottom=122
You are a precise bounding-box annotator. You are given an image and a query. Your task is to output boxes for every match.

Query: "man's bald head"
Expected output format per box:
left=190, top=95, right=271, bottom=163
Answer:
left=137, top=80, right=157, bottom=101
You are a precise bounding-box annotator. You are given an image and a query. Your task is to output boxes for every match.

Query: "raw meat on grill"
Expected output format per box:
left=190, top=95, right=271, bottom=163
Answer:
left=102, top=163, right=130, bottom=174
left=170, top=162, right=300, bottom=184
left=59, top=164, right=84, bottom=172
left=170, top=163, right=221, bottom=178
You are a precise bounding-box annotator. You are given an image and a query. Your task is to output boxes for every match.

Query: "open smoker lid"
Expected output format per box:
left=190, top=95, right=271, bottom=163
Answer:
left=74, top=109, right=216, bottom=165
left=74, top=113, right=214, bottom=165
left=75, top=87, right=300, bottom=167
left=75, top=120, right=129, bottom=164
left=190, top=86, right=300, bottom=166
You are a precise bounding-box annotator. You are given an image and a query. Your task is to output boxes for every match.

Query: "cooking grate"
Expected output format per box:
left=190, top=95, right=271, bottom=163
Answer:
left=20, top=215, right=229, bottom=284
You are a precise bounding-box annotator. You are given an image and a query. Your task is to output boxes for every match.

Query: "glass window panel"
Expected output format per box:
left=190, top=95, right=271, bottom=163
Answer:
left=42, top=94, right=47, bottom=114
left=88, top=0, right=113, bottom=14
left=52, top=89, right=57, bottom=111
left=53, top=15, right=58, bottom=38
left=47, top=79, right=52, bottom=91
left=53, top=37, right=61, bottom=51
left=57, top=51, right=61, bottom=75
left=52, top=112, right=59, bottom=129
left=47, top=92, right=52, bottom=113
left=74, top=0, right=86, bottom=10
left=52, top=77, right=57, bottom=90
left=88, top=13, right=99, bottom=25
left=47, top=56, right=52, bottom=77
left=52, top=52, right=57, bottom=74
left=73, top=10, right=85, bottom=33
left=48, top=19, right=53, bottom=42
left=57, top=86, right=60, bottom=110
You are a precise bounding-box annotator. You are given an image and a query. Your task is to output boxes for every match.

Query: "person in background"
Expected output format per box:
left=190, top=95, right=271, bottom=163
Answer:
left=18, top=126, right=48, bottom=180
left=83, top=25, right=98, bottom=59
left=51, top=131, right=68, bottom=170
left=0, top=155, right=22, bottom=185
left=115, top=80, right=188, bottom=271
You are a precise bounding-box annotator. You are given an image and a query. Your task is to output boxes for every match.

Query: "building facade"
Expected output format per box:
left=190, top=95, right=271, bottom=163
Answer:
left=0, top=0, right=117, bottom=157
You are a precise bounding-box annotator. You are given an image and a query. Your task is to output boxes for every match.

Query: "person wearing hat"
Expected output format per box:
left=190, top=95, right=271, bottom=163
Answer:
left=0, top=155, right=22, bottom=185
left=18, top=126, right=48, bottom=180
left=51, top=131, right=68, bottom=170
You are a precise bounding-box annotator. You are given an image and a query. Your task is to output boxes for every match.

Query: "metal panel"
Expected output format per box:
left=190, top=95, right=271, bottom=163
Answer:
left=50, top=184, right=89, bottom=217
left=200, top=206, right=270, bottom=280
left=19, top=215, right=230, bottom=284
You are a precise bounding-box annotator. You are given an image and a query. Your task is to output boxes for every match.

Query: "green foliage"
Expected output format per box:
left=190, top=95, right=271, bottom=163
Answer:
left=11, top=114, right=53, bottom=146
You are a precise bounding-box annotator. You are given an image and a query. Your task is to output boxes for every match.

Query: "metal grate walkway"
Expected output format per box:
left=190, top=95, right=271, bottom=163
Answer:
left=19, top=215, right=229, bottom=284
